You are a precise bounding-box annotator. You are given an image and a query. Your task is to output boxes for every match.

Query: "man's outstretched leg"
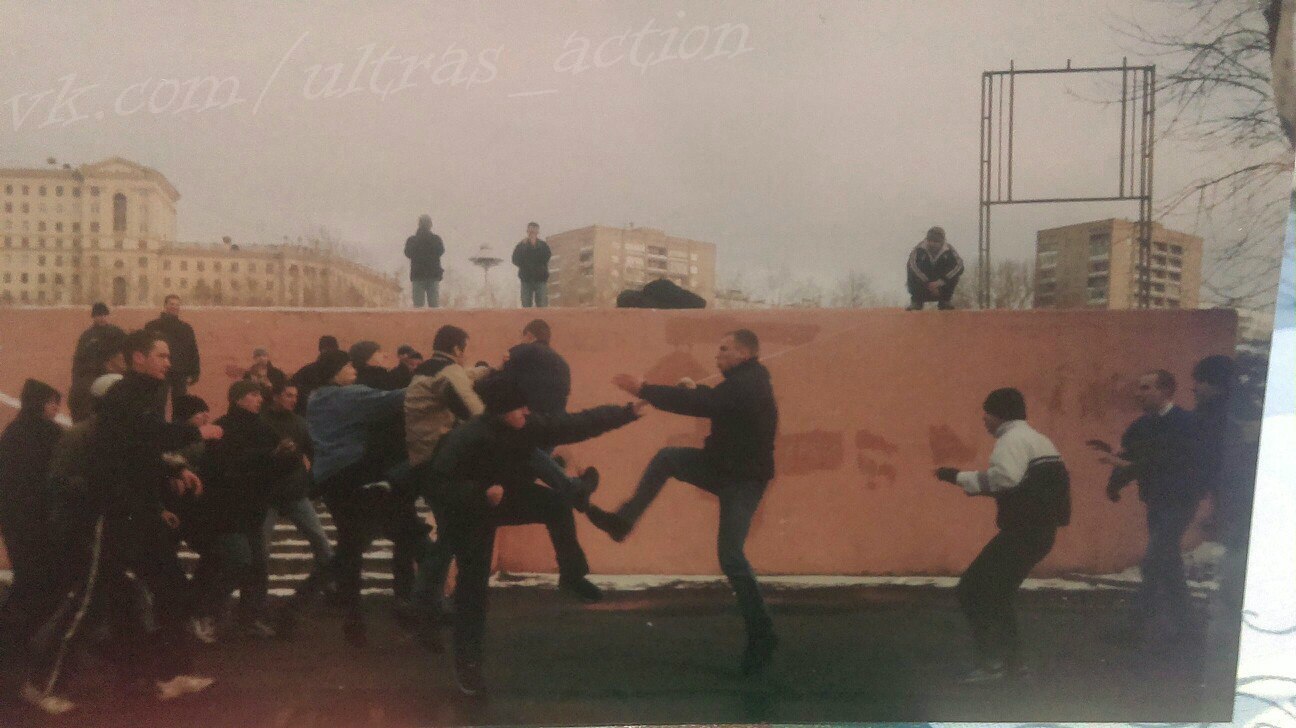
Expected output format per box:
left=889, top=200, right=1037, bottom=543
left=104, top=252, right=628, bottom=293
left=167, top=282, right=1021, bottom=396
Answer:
left=587, top=447, right=707, bottom=541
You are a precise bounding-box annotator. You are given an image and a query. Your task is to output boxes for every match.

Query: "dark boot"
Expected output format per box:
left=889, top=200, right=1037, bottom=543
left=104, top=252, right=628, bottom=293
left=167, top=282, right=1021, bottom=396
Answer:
left=558, top=575, right=603, bottom=603
left=586, top=506, right=631, bottom=542
left=741, top=631, right=779, bottom=676
left=571, top=467, right=599, bottom=513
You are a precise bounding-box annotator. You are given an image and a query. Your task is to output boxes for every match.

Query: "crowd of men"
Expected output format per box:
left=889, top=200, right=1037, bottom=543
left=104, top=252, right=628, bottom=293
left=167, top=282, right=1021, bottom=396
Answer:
left=0, top=294, right=1260, bottom=714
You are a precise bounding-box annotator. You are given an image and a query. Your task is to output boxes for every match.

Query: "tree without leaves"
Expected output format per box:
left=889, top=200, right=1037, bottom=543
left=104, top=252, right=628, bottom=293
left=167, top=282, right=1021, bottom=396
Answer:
left=952, top=260, right=1035, bottom=310
left=1116, top=0, right=1294, bottom=308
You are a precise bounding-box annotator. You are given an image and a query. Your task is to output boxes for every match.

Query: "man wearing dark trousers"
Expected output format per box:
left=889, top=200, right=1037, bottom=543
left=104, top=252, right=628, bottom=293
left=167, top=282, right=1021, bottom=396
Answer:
left=145, top=294, right=201, bottom=411
left=406, top=214, right=445, bottom=308
left=1091, top=369, right=1205, bottom=648
left=934, top=388, right=1070, bottom=683
left=588, top=329, right=780, bottom=676
left=512, top=222, right=551, bottom=308
left=905, top=226, right=964, bottom=310
left=25, top=330, right=224, bottom=714
left=430, top=375, right=641, bottom=695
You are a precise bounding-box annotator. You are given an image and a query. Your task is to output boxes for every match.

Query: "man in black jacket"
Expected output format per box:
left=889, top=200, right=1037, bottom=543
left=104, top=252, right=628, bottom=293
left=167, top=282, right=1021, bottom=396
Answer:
left=145, top=294, right=201, bottom=411
left=905, top=226, right=964, bottom=310
left=590, top=329, right=780, bottom=676
left=291, top=335, right=342, bottom=415
left=405, top=214, right=445, bottom=308
left=69, top=302, right=126, bottom=422
left=511, top=222, right=551, bottom=308
left=430, top=375, right=643, bottom=695
left=1091, top=369, right=1205, bottom=647
left=502, top=319, right=570, bottom=415
left=26, top=329, right=223, bottom=712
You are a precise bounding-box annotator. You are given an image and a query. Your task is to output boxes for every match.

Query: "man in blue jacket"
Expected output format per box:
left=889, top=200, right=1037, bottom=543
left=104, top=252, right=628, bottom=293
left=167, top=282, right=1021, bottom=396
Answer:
left=589, top=329, right=780, bottom=676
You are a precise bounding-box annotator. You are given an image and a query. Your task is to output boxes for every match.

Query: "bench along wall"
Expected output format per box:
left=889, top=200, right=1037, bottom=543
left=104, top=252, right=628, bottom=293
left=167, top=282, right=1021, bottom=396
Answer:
left=0, top=307, right=1237, bottom=577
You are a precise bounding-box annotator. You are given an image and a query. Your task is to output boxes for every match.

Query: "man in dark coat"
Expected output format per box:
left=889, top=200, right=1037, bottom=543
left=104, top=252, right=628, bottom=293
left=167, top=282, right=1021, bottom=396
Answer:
left=501, top=319, right=570, bottom=416
left=145, top=294, right=201, bottom=411
left=430, top=374, right=642, bottom=695
left=25, top=329, right=223, bottom=713
left=905, top=226, right=964, bottom=310
left=242, top=347, right=288, bottom=398
left=388, top=345, right=422, bottom=389
left=68, top=302, right=125, bottom=421
left=202, top=381, right=297, bottom=637
left=0, top=379, right=63, bottom=650
left=590, top=329, right=780, bottom=676
left=405, top=214, right=445, bottom=308
left=511, top=222, right=551, bottom=308
left=261, top=382, right=333, bottom=590
left=1092, top=369, right=1206, bottom=647
left=290, top=335, right=342, bottom=415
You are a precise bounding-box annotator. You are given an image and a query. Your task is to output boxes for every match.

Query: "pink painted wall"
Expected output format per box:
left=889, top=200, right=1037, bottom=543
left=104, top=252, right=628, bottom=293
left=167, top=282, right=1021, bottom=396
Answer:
left=0, top=306, right=1236, bottom=576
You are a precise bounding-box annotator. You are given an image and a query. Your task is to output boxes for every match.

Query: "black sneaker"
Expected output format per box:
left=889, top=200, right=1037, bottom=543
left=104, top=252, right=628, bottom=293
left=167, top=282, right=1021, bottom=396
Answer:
left=571, top=467, right=599, bottom=513
left=741, top=632, right=779, bottom=676
left=453, top=658, right=487, bottom=697
left=558, top=575, right=603, bottom=604
left=586, top=506, right=631, bottom=542
left=343, top=618, right=367, bottom=648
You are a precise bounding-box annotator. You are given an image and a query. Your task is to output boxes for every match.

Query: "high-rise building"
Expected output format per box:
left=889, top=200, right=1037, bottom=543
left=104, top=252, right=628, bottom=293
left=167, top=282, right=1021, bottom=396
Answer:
left=0, top=157, right=400, bottom=307
left=1033, top=218, right=1202, bottom=310
left=543, top=225, right=716, bottom=307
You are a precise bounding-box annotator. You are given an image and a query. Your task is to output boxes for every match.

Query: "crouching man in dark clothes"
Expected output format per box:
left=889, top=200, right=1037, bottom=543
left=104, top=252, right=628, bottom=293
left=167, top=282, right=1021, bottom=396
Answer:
left=24, top=330, right=224, bottom=714
left=430, top=375, right=643, bottom=695
left=934, top=388, right=1070, bottom=683
left=588, top=329, right=780, bottom=677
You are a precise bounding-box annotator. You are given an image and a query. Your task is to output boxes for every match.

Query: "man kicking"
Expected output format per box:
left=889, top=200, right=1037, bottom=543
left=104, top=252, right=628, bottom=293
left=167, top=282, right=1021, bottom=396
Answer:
left=587, top=328, right=780, bottom=676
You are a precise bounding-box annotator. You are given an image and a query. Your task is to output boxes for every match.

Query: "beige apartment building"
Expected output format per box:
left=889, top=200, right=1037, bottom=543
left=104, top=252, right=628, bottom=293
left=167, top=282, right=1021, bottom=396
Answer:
left=544, top=225, right=716, bottom=307
left=1, top=157, right=400, bottom=308
left=1034, top=218, right=1203, bottom=310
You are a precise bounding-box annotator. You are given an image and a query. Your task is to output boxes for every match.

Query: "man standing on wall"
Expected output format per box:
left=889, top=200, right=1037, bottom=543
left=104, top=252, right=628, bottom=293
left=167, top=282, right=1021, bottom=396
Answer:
left=512, top=222, right=551, bottom=308
left=905, top=226, right=964, bottom=311
left=145, top=294, right=201, bottom=411
left=588, top=329, right=780, bottom=676
left=68, top=302, right=126, bottom=422
left=405, top=214, right=445, bottom=309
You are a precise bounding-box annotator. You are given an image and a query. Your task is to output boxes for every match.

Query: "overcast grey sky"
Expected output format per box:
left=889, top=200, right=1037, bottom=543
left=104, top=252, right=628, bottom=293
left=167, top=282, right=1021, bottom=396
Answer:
left=0, top=1, right=1276, bottom=301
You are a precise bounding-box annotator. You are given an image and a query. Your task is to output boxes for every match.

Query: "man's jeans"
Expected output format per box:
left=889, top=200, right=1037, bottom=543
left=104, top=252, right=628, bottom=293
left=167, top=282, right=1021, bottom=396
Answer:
left=263, top=497, right=334, bottom=573
left=412, top=278, right=440, bottom=308
left=520, top=280, right=548, bottom=308
left=1137, top=498, right=1200, bottom=637
left=617, top=447, right=773, bottom=638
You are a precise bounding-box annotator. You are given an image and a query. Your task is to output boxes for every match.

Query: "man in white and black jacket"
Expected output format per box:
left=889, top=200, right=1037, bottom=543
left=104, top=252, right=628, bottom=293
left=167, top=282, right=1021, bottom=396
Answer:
left=906, top=226, right=964, bottom=310
left=934, top=388, right=1070, bottom=683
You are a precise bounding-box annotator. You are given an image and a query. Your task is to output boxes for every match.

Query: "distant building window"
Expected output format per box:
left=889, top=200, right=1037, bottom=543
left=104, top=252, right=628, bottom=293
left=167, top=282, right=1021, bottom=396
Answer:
left=90, top=222, right=100, bottom=233
left=112, top=193, right=127, bottom=232
left=1088, top=240, right=1109, bottom=258
left=180, top=261, right=188, bottom=271
left=38, top=273, right=46, bottom=284
left=138, top=257, right=148, bottom=268
left=38, top=186, right=46, bottom=196
left=20, top=273, right=28, bottom=283
left=54, top=222, right=62, bottom=232
left=72, top=187, right=80, bottom=198
left=1169, top=257, right=1182, bottom=268
left=38, top=255, right=45, bottom=266
left=22, top=186, right=29, bottom=195
left=72, top=222, right=80, bottom=233
left=197, top=262, right=205, bottom=272
left=1170, top=245, right=1183, bottom=255
left=55, top=186, right=63, bottom=197
left=163, top=260, right=171, bottom=270
left=231, top=262, right=238, bottom=273
left=3, top=185, right=10, bottom=194
left=37, top=222, right=46, bottom=232
left=90, top=187, right=99, bottom=196
left=1169, top=271, right=1181, bottom=281
left=21, top=203, right=28, bottom=213
left=180, top=279, right=188, bottom=288
left=54, top=274, right=63, bottom=285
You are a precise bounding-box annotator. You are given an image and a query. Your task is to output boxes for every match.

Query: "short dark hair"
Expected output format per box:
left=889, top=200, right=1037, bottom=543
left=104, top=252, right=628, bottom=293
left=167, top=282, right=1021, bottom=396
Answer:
left=523, top=319, right=551, bottom=345
left=527, top=222, right=539, bottom=229
left=727, top=329, right=760, bottom=356
left=91, top=302, right=109, bottom=317
left=1192, top=355, right=1236, bottom=389
left=433, top=325, right=469, bottom=355
left=318, top=335, right=339, bottom=353
left=271, top=380, right=298, bottom=397
left=122, top=329, right=164, bottom=360
left=1146, top=369, right=1177, bottom=395
left=164, top=294, right=180, bottom=304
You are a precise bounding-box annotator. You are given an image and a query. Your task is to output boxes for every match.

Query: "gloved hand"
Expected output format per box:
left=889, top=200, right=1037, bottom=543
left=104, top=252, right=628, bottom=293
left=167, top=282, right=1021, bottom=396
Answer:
left=934, top=467, right=960, bottom=484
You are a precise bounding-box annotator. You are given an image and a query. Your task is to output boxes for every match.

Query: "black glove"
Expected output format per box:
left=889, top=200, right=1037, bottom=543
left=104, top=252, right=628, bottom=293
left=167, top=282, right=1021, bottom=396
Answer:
left=934, top=467, right=959, bottom=484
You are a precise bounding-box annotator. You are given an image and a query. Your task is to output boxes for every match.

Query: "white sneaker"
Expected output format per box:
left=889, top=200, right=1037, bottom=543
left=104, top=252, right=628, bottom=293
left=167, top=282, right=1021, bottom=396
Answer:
left=361, top=480, right=392, bottom=493
left=188, top=616, right=218, bottom=644
left=156, top=674, right=215, bottom=701
left=21, top=682, right=76, bottom=715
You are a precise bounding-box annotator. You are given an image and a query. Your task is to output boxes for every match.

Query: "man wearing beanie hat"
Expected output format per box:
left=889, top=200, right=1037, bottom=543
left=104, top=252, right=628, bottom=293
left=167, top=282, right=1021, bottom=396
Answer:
left=934, top=387, right=1070, bottom=683
left=284, top=349, right=406, bottom=646
left=202, top=381, right=298, bottom=639
left=1092, top=369, right=1203, bottom=649
left=69, top=302, right=125, bottom=422
left=905, top=225, right=964, bottom=311
left=429, top=371, right=645, bottom=695
left=290, top=335, right=343, bottom=415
